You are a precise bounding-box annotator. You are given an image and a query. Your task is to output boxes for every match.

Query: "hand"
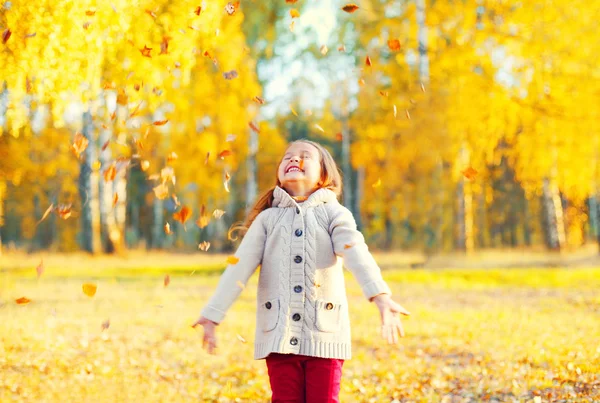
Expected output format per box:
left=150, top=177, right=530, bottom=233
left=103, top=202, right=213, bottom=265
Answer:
left=371, top=294, right=410, bottom=344
left=192, top=316, right=219, bottom=354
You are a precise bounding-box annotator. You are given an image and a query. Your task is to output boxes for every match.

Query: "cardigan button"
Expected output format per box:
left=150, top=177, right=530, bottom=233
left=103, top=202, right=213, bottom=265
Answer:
left=292, top=313, right=301, bottom=321
left=325, top=302, right=334, bottom=310
left=294, top=285, right=302, bottom=293
left=294, top=256, right=302, bottom=264
left=294, top=229, right=303, bottom=237
left=290, top=337, right=298, bottom=346
left=296, top=207, right=300, bottom=214
left=265, top=301, right=272, bottom=309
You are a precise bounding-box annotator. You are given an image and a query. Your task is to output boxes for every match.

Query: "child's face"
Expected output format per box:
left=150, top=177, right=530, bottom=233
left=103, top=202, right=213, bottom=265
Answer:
left=277, top=142, right=322, bottom=195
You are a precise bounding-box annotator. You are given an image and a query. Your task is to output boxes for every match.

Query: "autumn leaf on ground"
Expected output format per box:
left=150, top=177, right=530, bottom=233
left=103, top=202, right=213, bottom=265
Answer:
left=3, top=28, right=12, bottom=44
left=365, top=55, right=372, bottom=67
left=213, top=209, right=226, bottom=219
left=196, top=205, right=211, bottom=229
left=290, top=9, right=300, bottom=18
left=388, top=39, right=401, bottom=51
left=173, top=206, right=192, bottom=229
left=36, top=259, right=44, bottom=278
left=104, top=163, right=117, bottom=182
left=55, top=204, right=73, bottom=220
left=164, top=222, right=173, bottom=235
left=226, top=256, right=240, bottom=265
left=164, top=274, right=170, bottom=287
left=462, top=167, right=478, bottom=181
left=342, top=4, right=359, bottom=13
left=16, top=297, right=31, bottom=305
left=153, top=183, right=169, bottom=200
left=101, top=319, right=110, bottom=331
left=140, top=45, right=152, bottom=58
left=72, top=132, right=89, bottom=158
left=198, top=241, right=211, bottom=251
left=223, top=70, right=238, bottom=80
left=153, top=119, right=169, bottom=126
left=37, top=204, right=54, bottom=225
left=82, top=283, right=97, bottom=297
left=249, top=121, right=260, bottom=133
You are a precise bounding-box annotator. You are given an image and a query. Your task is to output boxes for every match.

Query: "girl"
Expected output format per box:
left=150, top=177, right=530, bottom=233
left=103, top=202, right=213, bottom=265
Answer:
left=193, top=139, right=410, bottom=402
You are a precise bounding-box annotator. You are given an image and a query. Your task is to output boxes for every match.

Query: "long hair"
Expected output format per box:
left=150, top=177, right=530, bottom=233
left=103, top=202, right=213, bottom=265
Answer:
left=228, top=139, right=342, bottom=240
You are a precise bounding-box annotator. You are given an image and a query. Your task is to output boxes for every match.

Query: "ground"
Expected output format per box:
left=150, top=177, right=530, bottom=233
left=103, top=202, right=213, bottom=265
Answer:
left=1, top=252, right=599, bottom=402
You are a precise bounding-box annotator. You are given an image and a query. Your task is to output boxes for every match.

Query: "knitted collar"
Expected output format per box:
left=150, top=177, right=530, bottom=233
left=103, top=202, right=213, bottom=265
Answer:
left=272, top=185, right=337, bottom=208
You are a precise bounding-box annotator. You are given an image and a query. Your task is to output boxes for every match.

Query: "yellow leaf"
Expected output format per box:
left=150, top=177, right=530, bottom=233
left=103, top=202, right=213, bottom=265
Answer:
left=82, top=283, right=97, bottom=297
left=226, top=256, right=240, bottom=265
left=290, top=9, right=300, bottom=18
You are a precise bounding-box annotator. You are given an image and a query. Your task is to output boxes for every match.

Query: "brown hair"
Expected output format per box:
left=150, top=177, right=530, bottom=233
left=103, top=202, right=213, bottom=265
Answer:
left=228, top=139, right=342, bottom=240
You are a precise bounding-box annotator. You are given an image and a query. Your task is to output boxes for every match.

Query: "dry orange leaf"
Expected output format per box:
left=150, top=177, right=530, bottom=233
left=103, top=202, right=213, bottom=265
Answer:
left=248, top=121, right=260, bottom=133
left=335, top=132, right=343, bottom=141
left=462, top=167, right=478, bottom=181
left=253, top=96, right=265, bottom=104
left=194, top=6, right=202, bottom=15
left=164, top=222, right=173, bottom=235
left=173, top=206, right=192, bottom=226
left=196, top=205, right=211, bottom=228
left=290, top=9, right=300, bottom=18
left=112, top=193, right=119, bottom=208
left=198, top=241, right=211, bottom=251
left=55, top=204, right=73, bottom=220
left=72, top=132, right=89, bottom=158
left=3, top=28, right=12, bottom=44
left=104, top=163, right=117, bottom=182
left=365, top=55, right=372, bottom=67
left=285, top=0, right=298, bottom=3
left=372, top=178, right=382, bottom=188
left=153, top=183, right=169, bottom=200
left=338, top=44, right=346, bottom=52
left=379, top=91, right=389, bottom=97
left=388, top=39, right=401, bottom=51
left=218, top=150, right=232, bottom=159
left=82, top=283, right=97, bottom=297
left=140, top=45, right=152, bottom=58
left=153, top=119, right=169, bottom=126
left=164, top=274, right=170, bottom=287
left=358, top=78, right=365, bottom=86
left=167, top=151, right=178, bottom=163
left=85, top=10, right=96, bottom=16
left=226, top=256, right=240, bottom=265
left=342, top=4, right=359, bottom=13
left=16, top=297, right=31, bottom=305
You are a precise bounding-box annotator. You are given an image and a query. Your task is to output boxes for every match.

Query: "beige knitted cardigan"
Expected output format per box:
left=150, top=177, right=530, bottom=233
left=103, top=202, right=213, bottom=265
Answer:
left=200, top=186, right=392, bottom=360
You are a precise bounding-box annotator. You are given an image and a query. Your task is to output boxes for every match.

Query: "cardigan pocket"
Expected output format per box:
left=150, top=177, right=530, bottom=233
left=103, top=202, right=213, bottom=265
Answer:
left=314, top=299, right=342, bottom=333
left=258, top=298, right=280, bottom=332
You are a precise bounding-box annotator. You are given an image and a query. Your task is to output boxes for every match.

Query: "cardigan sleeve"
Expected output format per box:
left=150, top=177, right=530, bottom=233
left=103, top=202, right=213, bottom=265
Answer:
left=329, top=205, right=392, bottom=301
left=199, top=210, right=269, bottom=324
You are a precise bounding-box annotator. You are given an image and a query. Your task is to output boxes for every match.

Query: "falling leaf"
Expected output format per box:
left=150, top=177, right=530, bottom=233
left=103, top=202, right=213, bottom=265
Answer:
left=164, top=222, right=173, bottom=235
left=141, top=160, right=150, bottom=171
left=365, top=55, right=372, bottom=67
left=198, top=241, right=211, bottom=251
left=25, top=32, right=36, bottom=38
left=164, top=274, right=170, bottom=287
left=335, top=132, right=343, bottom=141
left=388, top=39, right=401, bottom=51
left=16, top=297, right=31, bottom=305
left=225, top=2, right=239, bottom=15
left=226, top=134, right=237, bottom=142
left=342, top=4, right=359, bottom=13
left=86, top=10, right=96, bottom=16
left=290, top=9, right=300, bottom=18
left=140, top=45, right=152, bottom=58
left=372, top=178, right=381, bottom=188
left=83, top=22, right=92, bottom=30
left=36, top=260, right=44, bottom=278
left=226, top=256, right=240, bottom=265
left=344, top=243, right=355, bottom=249
left=3, top=28, right=12, bottom=44
left=223, top=70, right=238, bottom=80
left=72, top=132, right=89, bottom=158
left=153, top=183, right=169, bottom=200
left=145, top=9, right=157, bottom=19
left=338, top=44, right=346, bottom=52
left=194, top=6, right=202, bottom=15
left=462, top=167, right=478, bottom=181
left=218, top=150, right=232, bottom=159
left=153, top=119, right=169, bottom=126
left=421, top=82, right=426, bottom=92
left=405, top=109, right=411, bottom=120
left=285, top=0, right=298, bottom=3
left=236, top=333, right=247, bottom=343
left=358, top=78, right=365, bottom=86
left=248, top=121, right=260, bottom=133
left=55, top=204, right=73, bottom=220
left=104, top=163, right=117, bottom=182
left=160, top=36, right=170, bottom=55
left=213, top=209, right=226, bottom=219
left=224, top=171, right=231, bottom=193
left=204, top=152, right=210, bottom=165
left=253, top=96, right=265, bottom=105
left=379, top=91, right=388, bottom=97
left=37, top=204, right=54, bottom=225
left=320, top=45, right=328, bottom=55
left=290, top=106, right=298, bottom=117
left=167, top=151, right=178, bottom=163
left=112, top=193, right=119, bottom=208
left=82, top=283, right=97, bottom=297
left=196, top=205, right=211, bottom=228
left=236, top=281, right=245, bottom=290
left=161, top=166, right=176, bottom=185
left=393, top=105, right=397, bottom=118
left=289, top=20, right=295, bottom=32
left=173, top=206, right=192, bottom=227
left=92, top=161, right=101, bottom=171
left=315, top=124, right=325, bottom=133
left=172, top=194, right=180, bottom=207
left=101, top=319, right=110, bottom=331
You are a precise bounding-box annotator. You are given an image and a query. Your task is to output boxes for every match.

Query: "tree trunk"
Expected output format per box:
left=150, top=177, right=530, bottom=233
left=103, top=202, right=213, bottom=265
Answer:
left=354, top=166, right=364, bottom=230
left=151, top=198, right=164, bottom=249
left=456, top=146, right=474, bottom=252
left=78, top=109, right=101, bottom=253
left=541, top=177, right=566, bottom=250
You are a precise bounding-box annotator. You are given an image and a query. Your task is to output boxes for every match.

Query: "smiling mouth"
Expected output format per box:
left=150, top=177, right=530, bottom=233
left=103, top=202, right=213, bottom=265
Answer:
left=285, top=166, right=304, bottom=174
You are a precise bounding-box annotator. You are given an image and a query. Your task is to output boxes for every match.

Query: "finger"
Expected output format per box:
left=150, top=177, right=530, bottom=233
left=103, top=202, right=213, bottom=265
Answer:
left=394, top=304, right=411, bottom=316
left=398, top=320, right=405, bottom=338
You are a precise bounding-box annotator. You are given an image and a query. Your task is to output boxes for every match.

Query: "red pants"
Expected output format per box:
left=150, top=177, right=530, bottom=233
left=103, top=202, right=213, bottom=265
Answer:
left=266, top=353, right=344, bottom=403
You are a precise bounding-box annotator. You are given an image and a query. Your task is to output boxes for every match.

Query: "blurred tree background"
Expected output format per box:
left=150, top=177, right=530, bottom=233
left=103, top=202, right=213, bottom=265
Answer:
left=1, top=0, right=599, bottom=255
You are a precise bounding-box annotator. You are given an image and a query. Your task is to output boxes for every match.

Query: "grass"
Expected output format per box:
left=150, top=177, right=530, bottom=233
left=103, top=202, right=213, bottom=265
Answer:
left=0, top=252, right=599, bottom=402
